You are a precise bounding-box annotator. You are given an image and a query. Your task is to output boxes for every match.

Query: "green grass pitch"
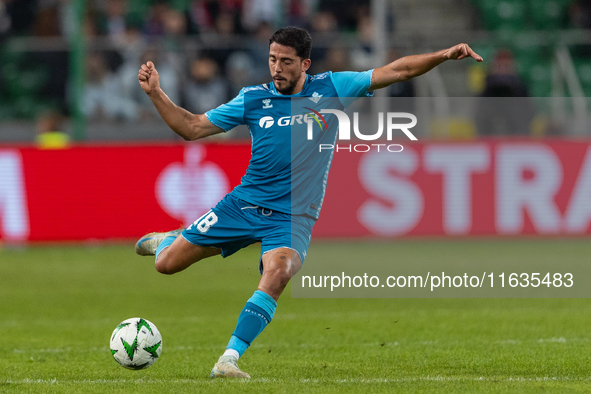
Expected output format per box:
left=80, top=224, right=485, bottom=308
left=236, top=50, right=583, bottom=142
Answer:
left=0, top=239, right=590, bottom=393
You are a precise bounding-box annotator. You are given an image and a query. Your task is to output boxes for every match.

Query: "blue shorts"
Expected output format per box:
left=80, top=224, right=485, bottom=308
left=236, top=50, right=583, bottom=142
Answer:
left=182, top=193, right=315, bottom=274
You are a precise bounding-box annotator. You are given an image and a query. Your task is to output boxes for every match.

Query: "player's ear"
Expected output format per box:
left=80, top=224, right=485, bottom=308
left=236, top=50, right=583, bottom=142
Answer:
left=302, top=58, right=311, bottom=73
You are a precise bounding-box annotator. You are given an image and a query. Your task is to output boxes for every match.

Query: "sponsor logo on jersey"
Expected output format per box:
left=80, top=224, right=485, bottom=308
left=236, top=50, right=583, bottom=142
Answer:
left=259, top=116, right=275, bottom=128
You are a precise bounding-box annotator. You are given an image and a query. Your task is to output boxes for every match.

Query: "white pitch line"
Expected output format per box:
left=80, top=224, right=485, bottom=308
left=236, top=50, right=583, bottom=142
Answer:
left=2, top=376, right=590, bottom=385
left=10, top=336, right=589, bottom=355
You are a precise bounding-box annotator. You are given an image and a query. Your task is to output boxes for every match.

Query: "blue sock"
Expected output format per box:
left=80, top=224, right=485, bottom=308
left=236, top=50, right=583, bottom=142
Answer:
left=155, top=236, right=176, bottom=261
left=226, top=290, right=277, bottom=357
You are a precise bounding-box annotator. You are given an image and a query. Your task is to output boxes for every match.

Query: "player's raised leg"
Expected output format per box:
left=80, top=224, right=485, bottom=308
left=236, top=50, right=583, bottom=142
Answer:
left=155, top=235, right=221, bottom=274
left=135, top=229, right=220, bottom=274
left=135, top=229, right=183, bottom=256
left=210, top=247, right=301, bottom=379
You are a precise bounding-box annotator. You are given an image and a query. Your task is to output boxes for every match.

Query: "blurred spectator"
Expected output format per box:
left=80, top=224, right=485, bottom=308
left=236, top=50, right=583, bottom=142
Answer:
left=97, top=0, right=128, bottom=41
left=83, top=52, right=137, bottom=119
left=350, top=15, right=378, bottom=71
left=569, top=1, right=591, bottom=57
left=30, top=0, right=70, bottom=113
left=163, top=8, right=187, bottom=37
left=35, top=109, right=70, bottom=149
left=481, top=50, right=529, bottom=97
left=0, top=1, right=10, bottom=39
left=144, top=0, right=172, bottom=37
left=184, top=57, right=227, bottom=115
left=31, top=0, right=81, bottom=38
left=215, top=11, right=237, bottom=36
left=242, top=0, right=279, bottom=32
left=475, top=50, right=535, bottom=136
left=569, top=0, right=591, bottom=28
left=311, top=10, right=338, bottom=34
left=33, top=49, right=68, bottom=113
left=117, top=16, right=146, bottom=66
left=1, top=0, right=37, bottom=36
left=318, top=0, right=369, bottom=31
left=187, top=0, right=217, bottom=34
left=309, top=11, right=338, bottom=74
left=119, top=48, right=180, bottom=119
left=204, top=11, right=240, bottom=72
left=248, top=21, right=273, bottom=83
left=187, top=0, right=242, bottom=34
left=141, top=1, right=187, bottom=76
left=33, top=1, right=61, bottom=36
left=83, top=8, right=99, bottom=37
left=286, top=0, right=312, bottom=27
left=226, top=51, right=255, bottom=96
left=36, top=109, right=63, bottom=134
left=317, top=47, right=348, bottom=73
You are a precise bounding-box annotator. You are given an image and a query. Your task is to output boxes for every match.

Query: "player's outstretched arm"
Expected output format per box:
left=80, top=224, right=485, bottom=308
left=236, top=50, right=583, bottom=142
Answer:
left=138, top=61, right=222, bottom=141
left=369, top=44, right=483, bottom=90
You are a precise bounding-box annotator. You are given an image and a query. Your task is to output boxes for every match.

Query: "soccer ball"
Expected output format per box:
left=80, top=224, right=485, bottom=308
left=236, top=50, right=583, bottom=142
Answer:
left=110, top=317, right=162, bottom=370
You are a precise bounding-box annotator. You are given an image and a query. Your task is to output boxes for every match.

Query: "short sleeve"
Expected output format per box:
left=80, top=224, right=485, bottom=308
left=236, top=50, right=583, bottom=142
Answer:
left=204, top=89, right=246, bottom=132
left=330, top=70, right=375, bottom=107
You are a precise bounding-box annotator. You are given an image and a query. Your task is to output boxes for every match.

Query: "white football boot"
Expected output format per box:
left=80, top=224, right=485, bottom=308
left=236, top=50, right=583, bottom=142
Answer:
left=210, top=355, right=251, bottom=379
left=134, top=229, right=182, bottom=256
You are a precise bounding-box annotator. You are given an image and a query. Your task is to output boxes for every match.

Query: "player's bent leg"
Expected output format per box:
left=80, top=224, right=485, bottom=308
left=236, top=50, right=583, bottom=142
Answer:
left=258, top=247, right=303, bottom=300
left=135, top=229, right=183, bottom=256
left=210, top=247, right=302, bottom=379
left=155, top=235, right=220, bottom=275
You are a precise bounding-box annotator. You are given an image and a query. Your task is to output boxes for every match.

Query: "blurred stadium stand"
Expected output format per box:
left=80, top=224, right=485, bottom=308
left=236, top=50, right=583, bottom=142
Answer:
left=1, top=0, right=591, bottom=141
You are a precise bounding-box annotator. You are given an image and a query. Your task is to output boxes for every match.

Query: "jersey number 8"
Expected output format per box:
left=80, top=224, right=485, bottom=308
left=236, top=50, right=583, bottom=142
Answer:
left=192, top=211, right=218, bottom=234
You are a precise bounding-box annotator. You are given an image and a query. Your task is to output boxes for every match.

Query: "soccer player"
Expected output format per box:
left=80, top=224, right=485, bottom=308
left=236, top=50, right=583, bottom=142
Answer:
left=136, top=27, right=482, bottom=378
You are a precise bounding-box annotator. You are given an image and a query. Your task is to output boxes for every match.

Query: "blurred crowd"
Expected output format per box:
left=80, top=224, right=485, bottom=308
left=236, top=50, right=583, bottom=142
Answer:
left=1, top=0, right=412, bottom=122
left=2, top=0, right=591, bottom=139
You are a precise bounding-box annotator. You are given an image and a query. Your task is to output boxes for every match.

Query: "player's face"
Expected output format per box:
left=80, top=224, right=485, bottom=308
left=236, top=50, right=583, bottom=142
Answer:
left=269, top=43, right=310, bottom=95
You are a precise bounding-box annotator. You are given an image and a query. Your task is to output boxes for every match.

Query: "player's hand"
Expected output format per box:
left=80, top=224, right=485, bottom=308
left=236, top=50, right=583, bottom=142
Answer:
left=446, top=43, right=483, bottom=62
left=138, top=61, right=160, bottom=95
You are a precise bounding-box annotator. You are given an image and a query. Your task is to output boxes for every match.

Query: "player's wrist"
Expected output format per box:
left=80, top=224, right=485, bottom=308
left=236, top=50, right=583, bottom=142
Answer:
left=147, top=86, right=163, bottom=99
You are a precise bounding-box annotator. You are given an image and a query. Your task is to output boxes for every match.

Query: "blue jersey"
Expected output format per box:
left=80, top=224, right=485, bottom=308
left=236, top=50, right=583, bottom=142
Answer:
left=205, top=70, right=374, bottom=219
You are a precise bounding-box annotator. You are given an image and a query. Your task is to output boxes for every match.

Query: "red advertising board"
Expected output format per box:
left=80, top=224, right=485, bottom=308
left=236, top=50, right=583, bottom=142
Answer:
left=315, top=140, right=591, bottom=237
left=0, top=143, right=251, bottom=241
left=0, top=140, right=590, bottom=242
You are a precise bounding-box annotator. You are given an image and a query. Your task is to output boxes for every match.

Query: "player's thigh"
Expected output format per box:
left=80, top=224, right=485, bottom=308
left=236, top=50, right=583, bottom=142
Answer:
left=184, top=195, right=259, bottom=259
left=156, top=235, right=220, bottom=274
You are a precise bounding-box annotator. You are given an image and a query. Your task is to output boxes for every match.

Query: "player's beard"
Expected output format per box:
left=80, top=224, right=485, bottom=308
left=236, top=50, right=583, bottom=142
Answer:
left=275, top=80, right=296, bottom=95
left=275, top=74, right=303, bottom=95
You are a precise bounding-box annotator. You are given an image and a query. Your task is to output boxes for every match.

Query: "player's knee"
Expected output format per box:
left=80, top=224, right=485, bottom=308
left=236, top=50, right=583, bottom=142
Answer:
left=155, top=256, right=174, bottom=275
left=265, top=258, right=292, bottom=284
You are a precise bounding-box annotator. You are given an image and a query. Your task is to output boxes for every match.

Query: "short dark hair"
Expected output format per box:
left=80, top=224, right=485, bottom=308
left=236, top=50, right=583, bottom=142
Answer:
left=269, top=27, right=312, bottom=60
